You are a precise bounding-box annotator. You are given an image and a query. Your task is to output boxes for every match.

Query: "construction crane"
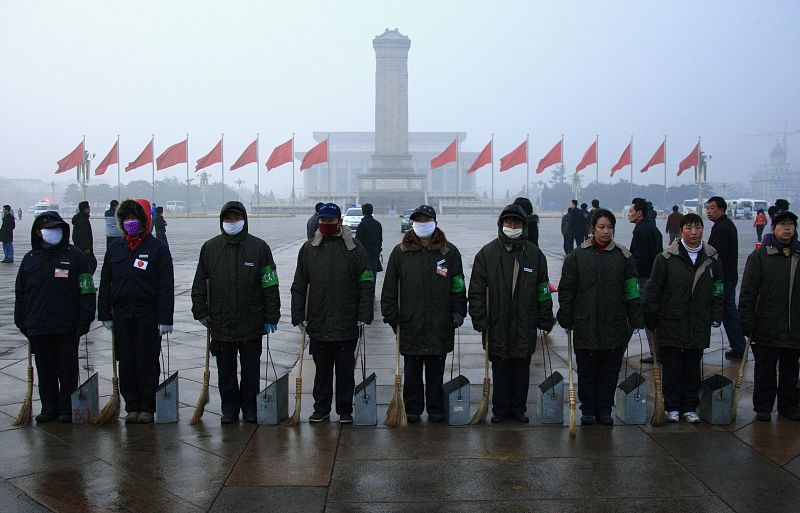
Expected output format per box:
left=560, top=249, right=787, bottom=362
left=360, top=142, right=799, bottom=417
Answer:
left=733, top=123, right=800, bottom=148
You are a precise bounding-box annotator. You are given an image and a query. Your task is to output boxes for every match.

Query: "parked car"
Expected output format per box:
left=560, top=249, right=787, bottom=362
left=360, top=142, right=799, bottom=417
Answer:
left=343, top=206, right=363, bottom=230
left=400, top=208, right=414, bottom=233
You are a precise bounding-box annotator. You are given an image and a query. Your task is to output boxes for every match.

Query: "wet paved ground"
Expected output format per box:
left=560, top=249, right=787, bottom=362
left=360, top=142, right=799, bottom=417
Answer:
left=0, top=210, right=797, bottom=512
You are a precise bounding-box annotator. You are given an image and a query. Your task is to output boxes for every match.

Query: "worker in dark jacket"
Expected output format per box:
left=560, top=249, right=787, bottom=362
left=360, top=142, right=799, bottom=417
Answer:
left=706, top=196, right=747, bottom=361
left=98, top=198, right=174, bottom=424
left=558, top=208, right=643, bottom=425
left=306, top=202, right=324, bottom=240
left=105, top=200, right=124, bottom=249
left=381, top=205, right=467, bottom=423
left=513, top=197, right=539, bottom=246
left=628, top=197, right=663, bottom=363
left=569, top=200, right=589, bottom=247
left=665, top=205, right=683, bottom=243
left=0, top=204, right=14, bottom=263
left=739, top=209, right=800, bottom=421
left=191, top=201, right=281, bottom=424
left=154, top=206, right=168, bottom=248
left=71, top=201, right=96, bottom=274
left=14, top=211, right=95, bottom=423
left=355, top=203, right=383, bottom=277
left=469, top=204, right=555, bottom=423
left=645, top=213, right=724, bottom=423
left=291, top=203, right=375, bottom=423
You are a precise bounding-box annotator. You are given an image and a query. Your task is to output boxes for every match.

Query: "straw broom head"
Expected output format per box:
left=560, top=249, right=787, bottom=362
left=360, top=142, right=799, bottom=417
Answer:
left=731, top=338, right=752, bottom=423
left=189, top=368, right=210, bottom=425
left=384, top=375, right=407, bottom=428
left=11, top=363, right=33, bottom=427
left=282, top=376, right=303, bottom=427
left=90, top=376, right=120, bottom=426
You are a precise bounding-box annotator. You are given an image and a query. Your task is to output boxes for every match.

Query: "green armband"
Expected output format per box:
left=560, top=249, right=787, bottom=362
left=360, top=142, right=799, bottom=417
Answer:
left=712, top=280, right=723, bottom=297
left=451, top=274, right=465, bottom=293
left=358, top=269, right=374, bottom=283
left=623, top=277, right=640, bottom=300
left=536, top=281, right=551, bottom=302
left=78, top=273, right=95, bottom=295
left=260, top=265, right=279, bottom=288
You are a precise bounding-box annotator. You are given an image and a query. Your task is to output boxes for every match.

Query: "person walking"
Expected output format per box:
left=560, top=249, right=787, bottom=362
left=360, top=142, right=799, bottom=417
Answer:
left=513, top=197, right=539, bottom=246
left=561, top=207, right=572, bottom=255
left=580, top=203, right=591, bottom=236
left=706, top=196, right=747, bottom=361
left=71, top=201, right=96, bottom=274
left=645, top=213, right=723, bottom=423
left=557, top=208, right=644, bottom=425
left=355, top=203, right=383, bottom=278
left=569, top=200, right=589, bottom=247
left=0, top=204, right=15, bottom=263
left=739, top=209, right=800, bottom=421
left=468, top=204, right=555, bottom=423
left=104, top=200, right=124, bottom=249
left=307, top=202, right=324, bottom=240
left=17, top=208, right=22, bottom=221
left=628, top=197, right=663, bottom=363
left=154, top=206, right=168, bottom=248
left=191, top=201, right=281, bottom=424
left=14, top=211, right=95, bottom=423
left=291, top=203, right=375, bottom=423
left=666, top=205, right=684, bottom=243
left=754, top=209, right=768, bottom=243
left=381, top=205, right=467, bottom=423
left=97, top=198, right=174, bottom=424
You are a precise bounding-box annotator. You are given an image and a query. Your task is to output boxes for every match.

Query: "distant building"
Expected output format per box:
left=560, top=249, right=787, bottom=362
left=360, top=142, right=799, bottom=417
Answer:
left=751, top=141, right=800, bottom=205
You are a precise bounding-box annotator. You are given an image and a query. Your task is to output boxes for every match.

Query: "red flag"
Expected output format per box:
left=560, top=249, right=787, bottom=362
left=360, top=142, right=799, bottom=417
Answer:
left=125, top=140, right=154, bottom=172
left=678, top=143, right=700, bottom=176
left=499, top=140, right=527, bottom=172
left=610, top=143, right=631, bottom=176
left=196, top=139, right=223, bottom=171
left=536, top=139, right=562, bottom=174
left=468, top=140, right=492, bottom=174
left=266, top=138, right=293, bottom=170
left=300, top=139, right=328, bottom=171
left=640, top=141, right=665, bottom=173
left=55, top=140, right=85, bottom=174
left=156, top=139, right=187, bottom=170
left=430, top=139, right=457, bottom=170
left=231, top=139, right=258, bottom=171
left=575, top=140, right=597, bottom=173
left=95, top=140, right=118, bottom=176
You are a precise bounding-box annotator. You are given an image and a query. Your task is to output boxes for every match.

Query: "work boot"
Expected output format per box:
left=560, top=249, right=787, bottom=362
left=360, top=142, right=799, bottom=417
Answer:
left=308, top=411, right=329, bottom=423
left=490, top=414, right=506, bottom=423
left=338, top=413, right=353, bottom=424
left=779, top=409, right=800, bottom=421
left=138, top=412, right=154, bottom=424
left=125, top=412, right=140, bottom=424
left=406, top=414, right=421, bottom=423
left=756, top=411, right=772, bottom=422
left=220, top=414, right=239, bottom=424
left=58, top=414, right=71, bottom=423
left=35, top=412, right=57, bottom=423
left=581, top=414, right=595, bottom=426
left=597, top=415, right=614, bottom=426
left=428, top=413, right=446, bottom=423
left=513, top=413, right=530, bottom=423
left=243, top=412, right=257, bottom=424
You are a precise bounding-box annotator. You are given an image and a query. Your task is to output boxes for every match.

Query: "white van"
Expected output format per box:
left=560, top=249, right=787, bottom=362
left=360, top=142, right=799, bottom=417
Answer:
left=682, top=199, right=700, bottom=215
left=33, top=201, right=59, bottom=218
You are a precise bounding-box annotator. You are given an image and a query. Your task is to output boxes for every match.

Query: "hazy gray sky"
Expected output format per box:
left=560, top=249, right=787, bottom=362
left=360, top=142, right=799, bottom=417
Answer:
left=2, top=0, right=798, bottom=197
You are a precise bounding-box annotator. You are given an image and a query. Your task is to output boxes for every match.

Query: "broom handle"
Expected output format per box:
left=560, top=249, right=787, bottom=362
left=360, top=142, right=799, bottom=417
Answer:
left=567, top=329, right=576, bottom=435
left=484, top=288, right=490, bottom=375
left=297, top=284, right=310, bottom=388
left=395, top=280, right=401, bottom=376
left=732, top=337, right=752, bottom=416
left=205, top=278, right=211, bottom=375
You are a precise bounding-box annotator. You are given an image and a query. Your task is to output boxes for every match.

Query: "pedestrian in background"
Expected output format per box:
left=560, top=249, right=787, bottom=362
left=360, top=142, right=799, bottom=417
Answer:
left=154, top=206, right=168, bottom=248
left=628, top=197, right=663, bottom=364
left=307, top=202, right=324, bottom=240
left=0, top=204, right=15, bottom=263
left=71, top=201, right=96, bottom=274
left=754, top=209, right=768, bottom=243
left=105, top=200, right=124, bottom=249
left=513, top=197, right=539, bottom=246
left=355, top=202, right=383, bottom=278
left=666, top=205, right=683, bottom=243
left=17, top=208, right=22, bottom=221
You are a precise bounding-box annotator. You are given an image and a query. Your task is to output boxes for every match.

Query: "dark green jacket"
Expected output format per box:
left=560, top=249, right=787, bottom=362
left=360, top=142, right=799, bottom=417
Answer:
left=191, top=201, right=280, bottom=342
left=468, top=231, right=555, bottom=359
left=291, top=226, right=375, bottom=342
left=557, top=239, right=643, bottom=350
left=739, top=242, right=800, bottom=349
left=381, top=228, right=467, bottom=355
left=644, top=241, right=724, bottom=350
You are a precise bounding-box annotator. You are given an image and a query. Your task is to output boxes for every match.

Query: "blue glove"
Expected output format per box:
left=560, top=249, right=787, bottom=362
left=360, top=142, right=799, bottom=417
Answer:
left=264, top=323, right=277, bottom=334
left=159, top=324, right=173, bottom=335
left=102, top=320, right=114, bottom=331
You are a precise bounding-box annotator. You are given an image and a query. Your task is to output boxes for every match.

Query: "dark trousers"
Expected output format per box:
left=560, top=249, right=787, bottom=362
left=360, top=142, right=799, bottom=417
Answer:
left=574, top=347, right=625, bottom=416
left=756, top=225, right=765, bottom=242
left=310, top=339, right=356, bottom=415
left=752, top=344, right=800, bottom=414
left=723, top=281, right=746, bottom=354
left=563, top=235, right=574, bottom=255
left=490, top=355, right=531, bottom=416
left=403, top=354, right=446, bottom=416
left=115, top=317, right=161, bottom=413
left=659, top=346, right=703, bottom=413
left=214, top=338, right=262, bottom=417
left=30, top=335, right=79, bottom=416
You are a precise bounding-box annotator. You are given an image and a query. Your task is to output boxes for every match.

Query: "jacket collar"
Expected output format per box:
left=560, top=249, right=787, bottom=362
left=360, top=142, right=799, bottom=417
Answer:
left=665, top=239, right=717, bottom=259
left=401, top=227, right=449, bottom=253
left=311, top=225, right=356, bottom=250
left=580, top=238, right=618, bottom=252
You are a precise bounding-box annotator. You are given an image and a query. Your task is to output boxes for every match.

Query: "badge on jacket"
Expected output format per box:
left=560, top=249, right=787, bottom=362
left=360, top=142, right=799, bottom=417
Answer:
left=436, top=264, right=448, bottom=277
left=54, top=268, right=68, bottom=278
left=134, top=258, right=148, bottom=270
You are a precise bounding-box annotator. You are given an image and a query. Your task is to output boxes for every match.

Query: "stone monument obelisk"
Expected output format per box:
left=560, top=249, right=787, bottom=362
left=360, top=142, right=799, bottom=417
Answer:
left=358, top=28, right=424, bottom=210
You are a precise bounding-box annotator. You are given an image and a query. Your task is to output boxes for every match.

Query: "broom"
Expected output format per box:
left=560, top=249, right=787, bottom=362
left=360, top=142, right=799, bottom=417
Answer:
left=384, top=280, right=407, bottom=428
left=284, top=285, right=310, bottom=427
left=650, top=334, right=666, bottom=426
left=90, top=332, right=120, bottom=426
left=566, top=329, right=577, bottom=437
left=11, top=340, right=33, bottom=426
left=190, top=280, right=212, bottom=425
left=731, top=337, right=752, bottom=423
left=469, top=288, right=491, bottom=425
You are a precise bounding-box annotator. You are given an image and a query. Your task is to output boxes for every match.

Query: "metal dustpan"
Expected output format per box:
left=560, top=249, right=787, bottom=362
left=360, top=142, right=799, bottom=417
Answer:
left=443, top=375, right=470, bottom=426
left=258, top=333, right=289, bottom=425
left=353, top=327, right=377, bottom=426
left=615, top=372, right=648, bottom=425
left=156, top=371, right=179, bottom=424
left=537, top=371, right=564, bottom=424
left=71, top=372, right=99, bottom=424
left=699, top=374, right=733, bottom=425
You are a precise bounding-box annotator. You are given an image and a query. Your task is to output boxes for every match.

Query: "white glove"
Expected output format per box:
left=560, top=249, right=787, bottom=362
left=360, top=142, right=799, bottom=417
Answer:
left=159, top=324, right=173, bottom=335
left=102, top=320, right=114, bottom=331
left=357, top=321, right=366, bottom=327
left=301, top=320, right=308, bottom=328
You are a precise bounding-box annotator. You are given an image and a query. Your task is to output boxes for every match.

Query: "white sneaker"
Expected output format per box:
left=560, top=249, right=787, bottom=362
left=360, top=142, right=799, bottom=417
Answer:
left=682, top=411, right=701, bottom=424
left=666, top=410, right=680, bottom=422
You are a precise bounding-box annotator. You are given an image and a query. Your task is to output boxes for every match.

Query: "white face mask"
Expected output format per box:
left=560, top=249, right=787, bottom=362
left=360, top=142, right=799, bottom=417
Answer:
left=502, top=227, right=523, bottom=239
left=412, top=221, right=436, bottom=239
left=41, top=227, right=63, bottom=245
left=222, top=220, right=245, bottom=235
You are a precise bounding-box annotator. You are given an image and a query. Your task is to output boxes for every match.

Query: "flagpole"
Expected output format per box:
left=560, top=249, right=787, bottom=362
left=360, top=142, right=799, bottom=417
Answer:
left=328, top=133, right=332, bottom=201
left=151, top=133, right=155, bottom=205
left=663, top=135, right=667, bottom=215
left=456, top=135, right=460, bottom=218
left=525, top=133, right=530, bottom=197
left=595, top=134, right=599, bottom=186
left=291, top=133, right=296, bottom=216
left=116, top=134, right=121, bottom=203
left=186, top=133, right=190, bottom=217
left=491, top=133, right=495, bottom=213
left=256, top=133, right=260, bottom=212
left=629, top=134, right=633, bottom=200
left=221, top=133, right=225, bottom=207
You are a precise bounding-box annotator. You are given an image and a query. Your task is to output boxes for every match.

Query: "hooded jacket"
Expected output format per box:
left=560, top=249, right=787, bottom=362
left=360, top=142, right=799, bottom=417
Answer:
left=381, top=227, right=467, bottom=355
left=14, top=211, right=95, bottom=337
left=71, top=210, right=93, bottom=252
left=291, top=224, right=374, bottom=342
left=191, top=201, right=281, bottom=342
left=630, top=216, right=663, bottom=280
left=468, top=205, right=555, bottom=359
left=644, top=241, right=724, bottom=350
left=557, top=238, right=644, bottom=350
left=97, top=199, right=174, bottom=325
left=0, top=210, right=14, bottom=243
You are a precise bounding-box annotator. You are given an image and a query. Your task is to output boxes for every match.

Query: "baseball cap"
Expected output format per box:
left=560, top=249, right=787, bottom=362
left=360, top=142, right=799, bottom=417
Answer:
left=410, top=205, right=436, bottom=221
left=318, top=203, right=342, bottom=219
